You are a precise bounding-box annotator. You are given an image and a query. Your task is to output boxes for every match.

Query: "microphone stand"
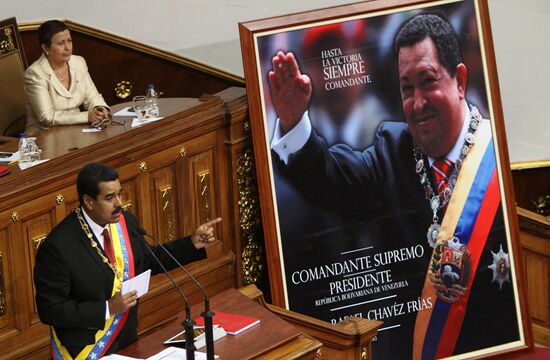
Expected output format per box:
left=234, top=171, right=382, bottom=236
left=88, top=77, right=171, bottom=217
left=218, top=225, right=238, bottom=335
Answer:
left=139, top=233, right=195, bottom=360
left=182, top=306, right=196, bottom=360
left=139, top=229, right=215, bottom=360
left=202, top=298, right=215, bottom=360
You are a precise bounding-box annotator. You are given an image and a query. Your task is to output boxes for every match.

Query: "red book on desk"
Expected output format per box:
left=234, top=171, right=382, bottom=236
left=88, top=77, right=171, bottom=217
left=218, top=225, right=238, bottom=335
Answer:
left=195, top=310, right=260, bottom=335
left=0, top=165, right=10, bottom=177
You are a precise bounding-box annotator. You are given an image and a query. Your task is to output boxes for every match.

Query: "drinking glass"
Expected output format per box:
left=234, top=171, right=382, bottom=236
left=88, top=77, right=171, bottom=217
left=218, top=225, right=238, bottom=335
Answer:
left=26, top=137, right=41, bottom=163
left=133, top=96, right=148, bottom=122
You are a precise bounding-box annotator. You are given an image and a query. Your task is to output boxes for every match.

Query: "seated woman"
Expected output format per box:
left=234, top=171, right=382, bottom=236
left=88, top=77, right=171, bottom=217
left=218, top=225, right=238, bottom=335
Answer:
left=24, top=20, right=110, bottom=134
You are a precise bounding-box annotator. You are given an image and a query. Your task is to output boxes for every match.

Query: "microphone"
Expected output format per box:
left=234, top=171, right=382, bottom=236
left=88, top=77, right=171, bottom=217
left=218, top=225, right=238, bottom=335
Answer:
left=136, top=227, right=215, bottom=360
left=134, top=229, right=196, bottom=360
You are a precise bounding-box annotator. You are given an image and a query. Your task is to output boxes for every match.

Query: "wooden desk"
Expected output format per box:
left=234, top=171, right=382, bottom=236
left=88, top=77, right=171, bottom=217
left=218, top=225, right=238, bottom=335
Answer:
left=0, top=88, right=251, bottom=359
left=37, top=98, right=208, bottom=159
left=0, top=97, right=214, bottom=178
left=120, top=288, right=322, bottom=360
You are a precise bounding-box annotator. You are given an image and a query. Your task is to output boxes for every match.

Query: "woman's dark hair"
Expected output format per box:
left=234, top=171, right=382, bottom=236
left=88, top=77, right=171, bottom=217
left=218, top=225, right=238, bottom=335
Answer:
left=77, top=163, right=119, bottom=205
left=38, top=20, right=68, bottom=47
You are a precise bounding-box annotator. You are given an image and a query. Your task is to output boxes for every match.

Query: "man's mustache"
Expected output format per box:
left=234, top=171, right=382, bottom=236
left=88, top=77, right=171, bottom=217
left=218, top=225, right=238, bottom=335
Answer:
left=411, top=110, right=438, bottom=123
left=112, top=206, right=122, bottom=215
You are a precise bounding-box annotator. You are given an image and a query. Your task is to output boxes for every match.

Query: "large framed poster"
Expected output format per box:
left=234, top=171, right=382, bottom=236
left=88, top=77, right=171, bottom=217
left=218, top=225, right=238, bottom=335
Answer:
left=239, top=0, right=532, bottom=358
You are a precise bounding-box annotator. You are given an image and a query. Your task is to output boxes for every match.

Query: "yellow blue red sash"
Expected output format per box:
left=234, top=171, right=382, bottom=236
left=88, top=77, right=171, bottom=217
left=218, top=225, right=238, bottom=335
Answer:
left=413, top=120, right=501, bottom=359
left=51, top=213, right=135, bottom=359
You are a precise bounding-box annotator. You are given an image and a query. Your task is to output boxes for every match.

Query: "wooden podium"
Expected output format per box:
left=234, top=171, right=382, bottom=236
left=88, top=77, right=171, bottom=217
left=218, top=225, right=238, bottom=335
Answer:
left=119, top=285, right=381, bottom=359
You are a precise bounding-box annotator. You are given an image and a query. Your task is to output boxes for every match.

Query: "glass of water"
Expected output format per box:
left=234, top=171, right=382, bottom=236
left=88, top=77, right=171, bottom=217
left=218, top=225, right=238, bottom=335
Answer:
left=26, top=137, right=41, bottom=163
left=133, top=96, right=148, bottom=123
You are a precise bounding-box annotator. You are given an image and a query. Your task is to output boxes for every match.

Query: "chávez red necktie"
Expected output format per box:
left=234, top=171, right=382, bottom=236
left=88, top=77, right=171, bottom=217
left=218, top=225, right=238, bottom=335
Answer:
left=102, top=228, right=115, bottom=265
left=432, top=159, right=453, bottom=190
left=432, top=159, right=454, bottom=209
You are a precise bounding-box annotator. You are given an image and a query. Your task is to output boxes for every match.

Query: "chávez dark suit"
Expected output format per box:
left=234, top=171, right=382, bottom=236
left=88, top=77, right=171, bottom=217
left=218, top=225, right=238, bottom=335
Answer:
left=275, top=121, right=519, bottom=359
left=34, top=210, right=205, bottom=357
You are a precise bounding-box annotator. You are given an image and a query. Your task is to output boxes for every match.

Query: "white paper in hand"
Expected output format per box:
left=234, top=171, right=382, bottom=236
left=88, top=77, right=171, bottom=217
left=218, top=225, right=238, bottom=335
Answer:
left=121, top=269, right=151, bottom=298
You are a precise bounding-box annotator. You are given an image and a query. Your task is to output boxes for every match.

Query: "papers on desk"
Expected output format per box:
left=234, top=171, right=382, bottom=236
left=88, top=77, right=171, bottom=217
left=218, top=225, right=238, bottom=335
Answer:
left=102, top=348, right=210, bottom=360
left=131, top=116, right=164, bottom=128
left=121, top=269, right=151, bottom=298
left=164, top=324, right=226, bottom=349
left=82, top=127, right=102, bottom=133
left=147, top=347, right=209, bottom=360
left=6, top=151, right=50, bottom=170
left=114, top=107, right=136, bottom=117
left=0, top=151, right=18, bottom=164
left=18, top=158, right=50, bottom=170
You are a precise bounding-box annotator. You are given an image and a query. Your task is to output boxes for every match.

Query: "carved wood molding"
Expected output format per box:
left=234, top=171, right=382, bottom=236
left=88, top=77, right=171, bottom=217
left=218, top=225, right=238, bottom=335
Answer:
left=160, top=185, right=175, bottom=242
left=0, top=251, right=5, bottom=316
left=198, top=171, right=211, bottom=224
left=237, top=149, right=264, bottom=285
left=0, top=18, right=27, bottom=67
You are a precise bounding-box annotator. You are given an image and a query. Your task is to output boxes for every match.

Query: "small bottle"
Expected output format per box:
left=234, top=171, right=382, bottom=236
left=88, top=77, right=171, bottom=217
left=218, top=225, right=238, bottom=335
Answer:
left=146, top=84, right=160, bottom=117
left=18, top=133, right=31, bottom=166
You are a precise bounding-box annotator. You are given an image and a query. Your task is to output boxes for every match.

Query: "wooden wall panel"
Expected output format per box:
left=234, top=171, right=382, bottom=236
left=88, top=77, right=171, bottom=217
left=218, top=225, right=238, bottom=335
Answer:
left=18, top=194, right=59, bottom=329
left=117, top=165, right=150, bottom=235
left=150, top=166, right=179, bottom=244
left=119, top=176, right=140, bottom=219
left=524, top=249, right=549, bottom=324
left=178, top=134, right=220, bottom=243
left=23, top=212, right=54, bottom=323
left=519, top=207, right=550, bottom=345
left=0, top=228, right=16, bottom=334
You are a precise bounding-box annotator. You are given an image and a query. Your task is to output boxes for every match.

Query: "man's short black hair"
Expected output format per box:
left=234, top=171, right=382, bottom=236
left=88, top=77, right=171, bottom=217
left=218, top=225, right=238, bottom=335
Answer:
left=38, top=20, right=68, bottom=47
left=77, top=163, right=119, bottom=205
left=394, top=13, right=462, bottom=76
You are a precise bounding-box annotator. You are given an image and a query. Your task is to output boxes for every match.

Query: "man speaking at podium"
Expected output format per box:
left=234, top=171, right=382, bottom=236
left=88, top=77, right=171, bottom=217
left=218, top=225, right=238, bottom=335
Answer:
left=34, top=162, right=221, bottom=359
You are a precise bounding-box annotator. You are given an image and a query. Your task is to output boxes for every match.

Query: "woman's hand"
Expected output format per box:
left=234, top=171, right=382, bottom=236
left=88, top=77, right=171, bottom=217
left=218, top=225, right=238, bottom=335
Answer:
left=89, top=106, right=110, bottom=124
left=89, top=106, right=112, bottom=128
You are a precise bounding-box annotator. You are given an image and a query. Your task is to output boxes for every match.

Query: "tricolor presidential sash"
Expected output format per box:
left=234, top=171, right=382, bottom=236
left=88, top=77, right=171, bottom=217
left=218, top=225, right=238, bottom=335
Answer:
left=51, top=213, right=135, bottom=360
left=413, top=120, right=501, bottom=359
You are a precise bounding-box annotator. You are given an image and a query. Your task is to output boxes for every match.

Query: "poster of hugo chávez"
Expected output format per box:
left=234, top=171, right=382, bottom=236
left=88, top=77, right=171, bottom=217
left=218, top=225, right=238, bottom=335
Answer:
left=239, top=0, right=531, bottom=358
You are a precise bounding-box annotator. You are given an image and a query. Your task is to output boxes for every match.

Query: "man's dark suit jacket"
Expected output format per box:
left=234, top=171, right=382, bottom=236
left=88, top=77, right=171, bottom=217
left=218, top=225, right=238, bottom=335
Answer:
left=34, top=210, right=206, bottom=357
left=275, top=121, right=519, bottom=359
